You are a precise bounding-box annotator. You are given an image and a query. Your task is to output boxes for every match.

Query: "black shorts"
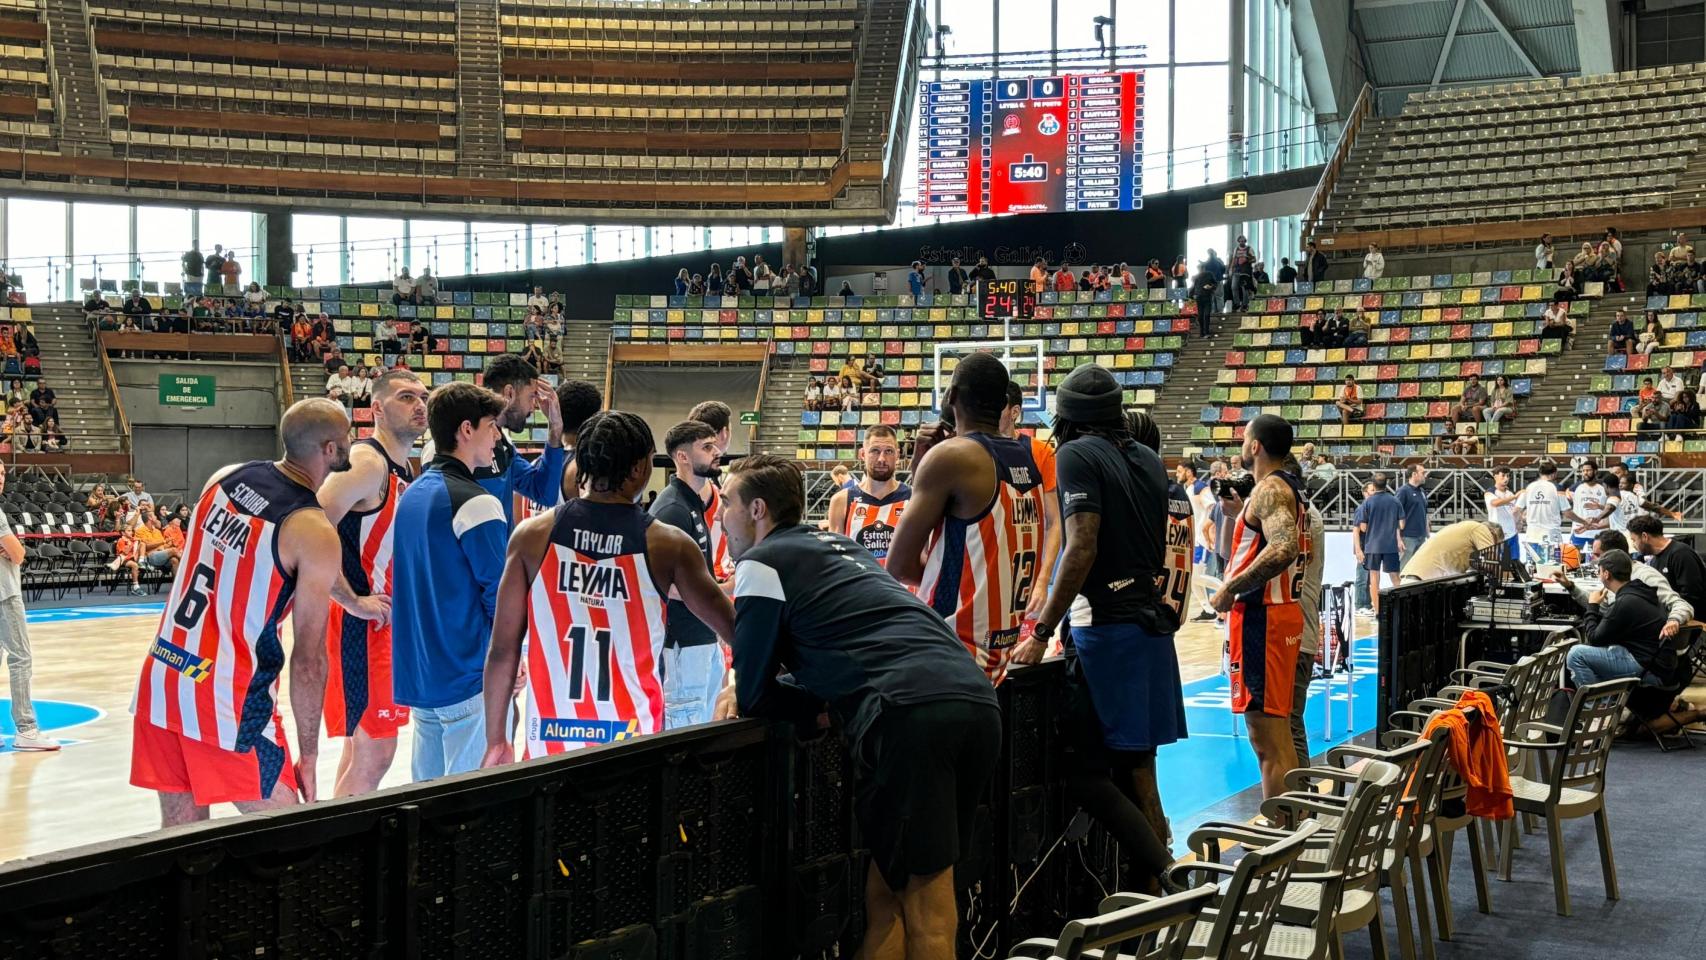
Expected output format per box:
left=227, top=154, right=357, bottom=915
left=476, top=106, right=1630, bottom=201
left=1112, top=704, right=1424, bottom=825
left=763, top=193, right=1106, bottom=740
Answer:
left=854, top=698, right=1001, bottom=891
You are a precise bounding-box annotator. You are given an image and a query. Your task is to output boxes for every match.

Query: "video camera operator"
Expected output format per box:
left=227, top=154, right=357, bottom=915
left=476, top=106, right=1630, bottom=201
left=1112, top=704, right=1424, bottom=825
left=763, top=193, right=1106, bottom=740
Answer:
left=1029, top=366, right=1186, bottom=894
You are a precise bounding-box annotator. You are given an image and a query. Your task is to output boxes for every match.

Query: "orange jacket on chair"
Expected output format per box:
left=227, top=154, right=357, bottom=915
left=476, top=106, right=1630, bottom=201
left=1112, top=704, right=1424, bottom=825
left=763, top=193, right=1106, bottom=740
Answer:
left=1421, top=689, right=1515, bottom=820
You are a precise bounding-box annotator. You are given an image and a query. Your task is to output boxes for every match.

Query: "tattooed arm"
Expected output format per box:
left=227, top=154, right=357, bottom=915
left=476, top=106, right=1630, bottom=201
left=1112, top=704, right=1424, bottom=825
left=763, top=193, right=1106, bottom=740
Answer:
left=1210, top=475, right=1301, bottom=612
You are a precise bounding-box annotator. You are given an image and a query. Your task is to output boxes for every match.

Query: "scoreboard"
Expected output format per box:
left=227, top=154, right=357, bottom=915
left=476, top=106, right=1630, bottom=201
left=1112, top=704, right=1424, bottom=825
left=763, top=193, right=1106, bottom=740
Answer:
left=919, top=71, right=1145, bottom=216
left=976, top=277, right=1036, bottom=320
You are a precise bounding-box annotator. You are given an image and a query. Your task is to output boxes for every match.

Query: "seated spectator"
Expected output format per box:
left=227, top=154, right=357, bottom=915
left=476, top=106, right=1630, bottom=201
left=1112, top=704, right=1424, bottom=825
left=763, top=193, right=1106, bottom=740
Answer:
left=1657, top=365, right=1686, bottom=405
left=40, top=417, right=65, bottom=451
left=544, top=303, right=565, bottom=343
left=804, top=378, right=822, bottom=411
left=1451, top=421, right=1481, bottom=455
left=538, top=338, right=564, bottom=376
left=242, top=282, right=266, bottom=317
left=839, top=376, right=858, bottom=412
left=1607, top=309, right=1635, bottom=356
left=393, top=268, right=417, bottom=304
left=321, top=341, right=346, bottom=374
left=325, top=364, right=356, bottom=404
left=86, top=482, right=111, bottom=513
left=1638, top=314, right=1664, bottom=356
left=1566, top=549, right=1670, bottom=687
left=1484, top=374, right=1515, bottom=423
left=1451, top=373, right=1489, bottom=426
left=527, top=285, right=549, bottom=313
left=1670, top=231, right=1694, bottom=264
left=122, top=289, right=152, bottom=330
left=270, top=296, right=294, bottom=332
left=1553, top=261, right=1578, bottom=302
left=1541, top=301, right=1572, bottom=346
left=1345, top=308, right=1370, bottom=346
left=416, top=268, right=438, bottom=304
left=1571, top=240, right=1596, bottom=275
left=688, top=273, right=706, bottom=295
left=1648, top=250, right=1671, bottom=296
left=1336, top=375, right=1363, bottom=425
left=674, top=268, right=690, bottom=296
left=28, top=379, right=55, bottom=424
left=289, top=314, right=314, bottom=361
left=1667, top=388, right=1701, bottom=438
left=837, top=280, right=855, bottom=297
left=1317, top=309, right=1348, bottom=347
left=840, top=356, right=878, bottom=388
left=820, top=376, right=841, bottom=410
left=523, top=305, right=543, bottom=343
left=83, top=290, right=111, bottom=318
left=409, top=322, right=436, bottom=355
left=1251, top=261, right=1271, bottom=287
left=3, top=379, right=21, bottom=409
left=14, top=324, right=35, bottom=359
left=375, top=317, right=400, bottom=355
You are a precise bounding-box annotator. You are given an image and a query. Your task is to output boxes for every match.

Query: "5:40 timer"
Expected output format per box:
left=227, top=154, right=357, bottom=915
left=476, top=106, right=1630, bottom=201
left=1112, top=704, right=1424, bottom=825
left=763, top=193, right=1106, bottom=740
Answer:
left=976, top=277, right=1036, bottom=320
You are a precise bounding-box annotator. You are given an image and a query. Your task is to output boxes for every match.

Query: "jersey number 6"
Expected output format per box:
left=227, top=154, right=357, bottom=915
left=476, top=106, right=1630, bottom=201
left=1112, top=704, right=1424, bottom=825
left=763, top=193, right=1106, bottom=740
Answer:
left=172, top=563, right=218, bottom=630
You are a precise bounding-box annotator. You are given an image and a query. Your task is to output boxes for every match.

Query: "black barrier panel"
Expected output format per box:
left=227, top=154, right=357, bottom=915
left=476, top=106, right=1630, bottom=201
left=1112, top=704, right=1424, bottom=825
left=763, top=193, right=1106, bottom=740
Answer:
left=0, top=662, right=1111, bottom=959
left=1376, top=573, right=1482, bottom=735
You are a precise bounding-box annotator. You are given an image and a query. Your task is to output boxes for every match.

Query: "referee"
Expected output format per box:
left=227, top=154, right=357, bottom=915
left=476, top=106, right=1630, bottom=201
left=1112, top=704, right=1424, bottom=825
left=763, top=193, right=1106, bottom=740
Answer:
left=1029, top=365, right=1185, bottom=893
left=717, top=455, right=999, bottom=959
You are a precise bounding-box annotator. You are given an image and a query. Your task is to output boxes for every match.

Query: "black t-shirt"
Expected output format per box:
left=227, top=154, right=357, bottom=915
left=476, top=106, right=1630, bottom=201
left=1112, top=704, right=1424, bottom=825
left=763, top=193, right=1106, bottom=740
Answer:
left=648, top=476, right=718, bottom=648
left=731, top=524, right=997, bottom=745
left=29, top=387, right=54, bottom=407
left=1652, top=539, right=1706, bottom=618
left=1055, top=434, right=1172, bottom=630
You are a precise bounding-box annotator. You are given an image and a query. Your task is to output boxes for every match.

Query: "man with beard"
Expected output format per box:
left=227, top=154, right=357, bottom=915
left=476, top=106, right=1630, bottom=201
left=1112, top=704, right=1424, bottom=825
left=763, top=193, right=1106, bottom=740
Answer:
left=315, top=370, right=428, bottom=795
left=649, top=420, right=728, bottom=728
left=824, top=425, right=910, bottom=565
left=419, top=353, right=565, bottom=525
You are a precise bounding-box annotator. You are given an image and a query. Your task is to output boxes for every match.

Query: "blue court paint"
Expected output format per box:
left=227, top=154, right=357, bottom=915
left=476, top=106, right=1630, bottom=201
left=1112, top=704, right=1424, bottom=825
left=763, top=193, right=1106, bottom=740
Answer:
left=24, top=603, right=163, bottom=625
left=1157, top=636, right=1379, bottom=826
left=0, top=698, right=104, bottom=751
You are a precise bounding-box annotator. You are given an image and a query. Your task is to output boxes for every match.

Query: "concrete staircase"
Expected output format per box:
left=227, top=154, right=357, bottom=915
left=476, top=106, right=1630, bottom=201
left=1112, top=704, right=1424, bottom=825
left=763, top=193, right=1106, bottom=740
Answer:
left=41, top=0, right=110, bottom=157
left=29, top=303, right=125, bottom=451
left=455, top=0, right=506, bottom=168
left=1495, top=290, right=1646, bottom=454
left=557, top=321, right=611, bottom=386
left=753, top=359, right=812, bottom=456
left=1148, top=322, right=1237, bottom=458
left=288, top=356, right=324, bottom=407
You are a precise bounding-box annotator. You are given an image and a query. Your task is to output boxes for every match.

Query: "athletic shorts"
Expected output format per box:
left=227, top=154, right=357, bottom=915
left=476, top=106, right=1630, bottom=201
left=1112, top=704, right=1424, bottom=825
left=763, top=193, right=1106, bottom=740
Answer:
left=1069, top=622, right=1187, bottom=752
left=853, top=699, right=1001, bottom=891
left=1364, top=552, right=1399, bottom=573
left=129, top=713, right=297, bottom=807
left=324, top=603, right=410, bottom=739
left=1228, top=600, right=1305, bottom=718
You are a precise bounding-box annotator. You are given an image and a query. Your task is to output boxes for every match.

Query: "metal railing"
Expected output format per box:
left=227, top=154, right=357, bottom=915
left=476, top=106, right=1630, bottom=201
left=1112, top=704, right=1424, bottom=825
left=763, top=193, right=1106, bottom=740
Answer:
left=1301, top=82, right=1373, bottom=241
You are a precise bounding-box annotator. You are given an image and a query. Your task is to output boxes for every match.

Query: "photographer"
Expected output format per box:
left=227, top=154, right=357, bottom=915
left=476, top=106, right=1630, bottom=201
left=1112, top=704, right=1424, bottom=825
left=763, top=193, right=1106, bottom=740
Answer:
left=1030, top=367, right=1185, bottom=894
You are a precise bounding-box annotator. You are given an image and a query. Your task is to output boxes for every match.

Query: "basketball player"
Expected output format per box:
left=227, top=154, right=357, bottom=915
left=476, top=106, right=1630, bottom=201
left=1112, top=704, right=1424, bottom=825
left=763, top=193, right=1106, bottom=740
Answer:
left=555, top=379, right=604, bottom=500
left=418, top=353, right=565, bottom=524
left=999, top=381, right=1061, bottom=620
left=1208, top=413, right=1310, bottom=800
left=479, top=412, right=733, bottom=764
left=650, top=420, right=727, bottom=728
left=823, top=424, right=910, bottom=564
left=130, top=399, right=389, bottom=825
left=315, top=370, right=428, bottom=796
left=889, top=352, right=1043, bottom=686
left=688, top=400, right=733, bottom=579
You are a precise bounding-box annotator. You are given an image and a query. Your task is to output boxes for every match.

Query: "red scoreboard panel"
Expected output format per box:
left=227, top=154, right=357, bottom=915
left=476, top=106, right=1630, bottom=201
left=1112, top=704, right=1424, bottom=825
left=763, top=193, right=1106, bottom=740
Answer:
left=919, top=71, right=1145, bottom=215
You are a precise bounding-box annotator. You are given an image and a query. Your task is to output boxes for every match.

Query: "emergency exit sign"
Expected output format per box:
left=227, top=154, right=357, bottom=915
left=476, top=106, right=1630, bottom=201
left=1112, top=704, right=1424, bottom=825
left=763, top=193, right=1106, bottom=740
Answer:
left=739, top=411, right=761, bottom=425
left=160, top=374, right=215, bottom=407
left=1223, top=190, right=1249, bottom=209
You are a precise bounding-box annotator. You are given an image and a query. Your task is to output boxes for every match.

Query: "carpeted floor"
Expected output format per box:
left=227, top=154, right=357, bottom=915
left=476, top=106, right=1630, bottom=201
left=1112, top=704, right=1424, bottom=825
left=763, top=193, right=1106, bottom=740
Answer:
left=1335, top=736, right=1706, bottom=960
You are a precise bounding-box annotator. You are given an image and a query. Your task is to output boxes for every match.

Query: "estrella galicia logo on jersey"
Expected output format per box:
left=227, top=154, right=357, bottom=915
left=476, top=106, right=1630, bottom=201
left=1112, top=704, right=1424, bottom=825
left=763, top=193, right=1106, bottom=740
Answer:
left=149, top=637, right=213, bottom=682
left=856, top=521, right=896, bottom=558
left=534, top=716, right=641, bottom=744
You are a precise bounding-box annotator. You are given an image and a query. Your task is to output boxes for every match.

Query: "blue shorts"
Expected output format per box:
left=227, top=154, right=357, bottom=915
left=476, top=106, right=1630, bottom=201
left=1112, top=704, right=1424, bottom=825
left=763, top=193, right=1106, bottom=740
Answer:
left=1364, top=552, right=1399, bottom=573
left=1069, top=622, right=1187, bottom=752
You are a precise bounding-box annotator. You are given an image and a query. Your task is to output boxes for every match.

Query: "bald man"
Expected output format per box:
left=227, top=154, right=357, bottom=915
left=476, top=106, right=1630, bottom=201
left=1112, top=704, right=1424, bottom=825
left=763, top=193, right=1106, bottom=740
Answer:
left=130, top=399, right=391, bottom=826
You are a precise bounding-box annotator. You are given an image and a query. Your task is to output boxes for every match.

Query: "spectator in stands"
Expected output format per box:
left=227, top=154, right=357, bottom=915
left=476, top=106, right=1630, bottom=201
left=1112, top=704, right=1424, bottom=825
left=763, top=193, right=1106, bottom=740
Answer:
left=1638, top=314, right=1664, bottom=357
left=1223, top=242, right=1250, bottom=310
left=3, top=380, right=21, bottom=411
left=1345, top=308, right=1370, bottom=346
left=698, top=262, right=721, bottom=296
left=1553, top=260, right=1579, bottom=302
left=1296, top=309, right=1316, bottom=347
left=242, top=282, right=266, bottom=316
left=1668, top=388, right=1701, bottom=438
left=14, top=325, right=34, bottom=360
left=837, top=280, right=855, bottom=297
left=1118, top=262, right=1138, bottom=289
left=1190, top=265, right=1216, bottom=336
left=907, top=261, right=926, bottom=298
left=820, top=376, right=841, bottom=411
left=325, top=364, right=356, bottom=406
left=1027, top=256, right=1048, bottom=294
left=1054, top=263, right=1076, bottom=293
left=1362, top=242, right=1385, bottom=280
left=1145, top=259, right=1165, bottom=289
left=1670, top=231, right=1694, bottom=263
left=371, top=317, right=399, bottom=359
left=1451, top=422, right=1481, bottom=455
left=544, top=302, right=564, bottom=344
left=946, top=257, right=968, bottom=295
left=1484, top=374, right=1515, bottom=424
left=1647, top=250, right=1671, bottom=296
left=1608, top=309, right=1635, bottom=356
left=525, top=285, right=547, bottom=314
left=730, top=257, right=752, bottom=294
left=27, top=379, right=54, bottom=426
left=803, top=378, right=821, bottom=411
left=1534, top=234, right=1554, bottom=270
left=840, top=356, right=878, bottom=389
left=219, top=252, right=241, bottom=288
left=1541, top=300, right=1573, bottom=346
left=522, top=305, right=542, bottom=344
left=839, top=376, right=859, bottom=412
left=289, top=314, right=314, bottom=362
left=1302, top=241, right=1327, bottom=283
left=1658, top=365, right=1686, bottom=405
left=1317, top=309, right=1348, bottom=347
left=416, top=268, right=438, bottom=304
left=85, top=483, right=110, bottom=513
left=1251, top=261, right=1270, bottom=287
left=1170, top=255, right=1188, bottom=288
left=322, top=341, right=346, bottom=374
left=1451, top=374, right=1489, bottom=426
left=270, top=297, right=294, bottom=334
left=1336, top=374, right=1363, bottom=425
left=1276, top=257, right=1297, bottom=284
left=409, top=322, right=435, bottom=356
left=393, top=268, right=416, bottom=304
left=203, top=245, right=225, bottom=285
left=753, top=256, right=776, bottom=297
left=121, top=289, right=151, bottom=331
left=39, top=418, right=63, bottom=452
left=969, top=256, right=995, bottom=285
left=803, top=263, right=820, bottom=297
left=782, top=264, right=801, bottom=299
left=1604, top=226, right=1623, bottom=267
left=181, top=245, right=202, bottom=287
left=686, top=273, right=705, bottom=295
left=674, top=269, right=690, bottom=296
left=82, top=289, right=110, bottom=321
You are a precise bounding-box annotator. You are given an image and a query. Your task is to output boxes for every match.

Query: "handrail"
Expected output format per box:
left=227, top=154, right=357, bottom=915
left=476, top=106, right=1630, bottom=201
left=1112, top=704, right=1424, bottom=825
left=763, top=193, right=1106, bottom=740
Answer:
left=278, top=335, right=296, bottom=409
left=96, top=346, right=132, bottom=453
left=1302, top=82, right=1374, bottom=242
left=750, top=333, right=775, bottom=450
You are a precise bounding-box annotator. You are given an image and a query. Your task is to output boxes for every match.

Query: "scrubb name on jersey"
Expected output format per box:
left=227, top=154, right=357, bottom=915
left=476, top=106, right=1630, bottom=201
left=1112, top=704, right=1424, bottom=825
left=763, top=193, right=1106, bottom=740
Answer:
left=560, top=560, right=633, bottom=602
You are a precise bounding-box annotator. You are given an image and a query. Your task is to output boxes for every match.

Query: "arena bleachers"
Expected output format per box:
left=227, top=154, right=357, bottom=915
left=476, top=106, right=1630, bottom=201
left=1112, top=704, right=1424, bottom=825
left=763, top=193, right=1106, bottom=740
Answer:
left=0, top=0, right=54, bottom=148
left=92, top=0, right=461, bottom=174
left=1561, top=293, right=1706, bottom=457
left=611, top=287, right=1189, bottom=463
left=1319, top=63, right=1706, bottom=235
left=1194, top=272, right=1589, bottom=459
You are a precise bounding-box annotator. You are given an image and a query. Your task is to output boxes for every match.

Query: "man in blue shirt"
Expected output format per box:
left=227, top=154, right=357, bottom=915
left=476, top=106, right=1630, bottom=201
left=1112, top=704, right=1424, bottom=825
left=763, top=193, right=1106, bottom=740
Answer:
left=1397, top=465, right=1430, bottom=561
left=1354, top=473, right=1404, bottom=617
left=392, top=382, right=510, bottom=781
left=420, top=353, right=566, bottom=524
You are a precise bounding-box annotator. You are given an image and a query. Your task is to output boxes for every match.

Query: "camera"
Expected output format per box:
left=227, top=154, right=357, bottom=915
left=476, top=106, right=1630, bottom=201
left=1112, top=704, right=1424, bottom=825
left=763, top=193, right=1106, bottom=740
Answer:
left=1212, top=473, right=1255, bottom=500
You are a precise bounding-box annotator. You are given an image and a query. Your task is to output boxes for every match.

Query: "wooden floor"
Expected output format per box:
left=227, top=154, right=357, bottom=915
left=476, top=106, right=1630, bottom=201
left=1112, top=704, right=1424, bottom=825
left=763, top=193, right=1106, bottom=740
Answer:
left=0, top=605, right=1247, bottom=864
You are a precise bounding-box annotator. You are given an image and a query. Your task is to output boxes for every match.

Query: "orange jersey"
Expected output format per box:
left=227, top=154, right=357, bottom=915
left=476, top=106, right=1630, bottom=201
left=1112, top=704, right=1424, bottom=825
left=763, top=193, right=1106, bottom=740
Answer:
left=841, top=482, right=911, bottom=564
left=1225, top=471, right=1311, bottom=606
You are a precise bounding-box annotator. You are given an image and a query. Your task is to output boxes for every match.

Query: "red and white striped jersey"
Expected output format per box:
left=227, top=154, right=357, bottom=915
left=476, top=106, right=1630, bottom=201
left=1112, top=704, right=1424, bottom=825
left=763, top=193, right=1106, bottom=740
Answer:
left=916, top=434, right=1043, bottom=686
left=704, top=483, right=730, bottom=579
left=134, top=461, right=320, bottom=794
left=325, top=439, right=413, bottom=736
left=523, top=498, right=668, bottom=758
left=1225, top=470, right=1311, bottom=607
left=842, top=482, right=912, bottom=565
